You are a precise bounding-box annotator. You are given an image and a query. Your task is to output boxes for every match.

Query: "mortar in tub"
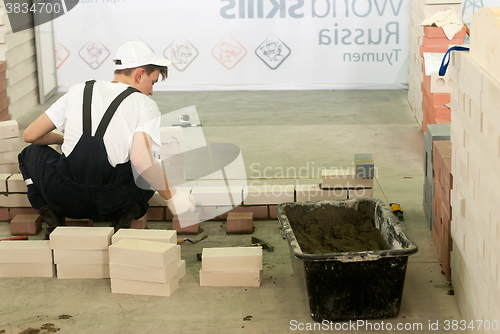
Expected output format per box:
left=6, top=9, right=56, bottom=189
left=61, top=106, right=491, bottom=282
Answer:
left=276, top=198, right=418, bottom=322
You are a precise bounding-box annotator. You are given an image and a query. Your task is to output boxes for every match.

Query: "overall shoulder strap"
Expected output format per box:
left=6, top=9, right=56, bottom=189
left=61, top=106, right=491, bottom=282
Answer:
left=94, top=86, right=141, bottom=138
left=82, top=80, right=97, bottom=135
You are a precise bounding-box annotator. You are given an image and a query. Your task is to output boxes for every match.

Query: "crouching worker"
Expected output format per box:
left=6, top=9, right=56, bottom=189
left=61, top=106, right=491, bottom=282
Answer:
left=18, top=41, right=195, bottom=239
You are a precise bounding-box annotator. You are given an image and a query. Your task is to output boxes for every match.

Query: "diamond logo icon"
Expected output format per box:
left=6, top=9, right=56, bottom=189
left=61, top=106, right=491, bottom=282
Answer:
left=78, top=38, right=110, bottom=70
left=255, top=35, right=291, bottom=70
left=164, top=36, right=198, bottom=72
left=55, top=39, right=70, bottom=69
left=211, top=36, right=247, bottom=70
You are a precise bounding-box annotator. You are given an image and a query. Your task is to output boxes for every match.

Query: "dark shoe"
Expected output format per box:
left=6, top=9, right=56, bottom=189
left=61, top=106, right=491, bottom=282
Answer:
left=39, top=205, right=65, bottom=240
left=111, top=205, right=141, bottom=233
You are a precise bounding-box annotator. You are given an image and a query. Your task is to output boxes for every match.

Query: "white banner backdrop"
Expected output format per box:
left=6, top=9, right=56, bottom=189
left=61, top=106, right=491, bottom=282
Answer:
left=53, top=0, right=410, bottom=91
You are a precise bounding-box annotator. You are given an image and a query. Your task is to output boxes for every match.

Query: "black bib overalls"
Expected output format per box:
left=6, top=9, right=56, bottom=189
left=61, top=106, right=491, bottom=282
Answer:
left=18, top=80, right=154, bottom=232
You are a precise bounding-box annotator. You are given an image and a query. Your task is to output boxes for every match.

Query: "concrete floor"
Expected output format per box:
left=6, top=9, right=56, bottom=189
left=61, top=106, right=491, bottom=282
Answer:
left=0, top=90, right=461, bottom=334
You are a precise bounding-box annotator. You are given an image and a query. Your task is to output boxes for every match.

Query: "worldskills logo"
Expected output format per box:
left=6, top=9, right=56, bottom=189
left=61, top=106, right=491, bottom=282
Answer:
left=5, top=0, right=79, bottom=33
left=255, top=34, right=291, bottom=70
left=55, top=39, right=70, bottom=69
left=164, top=36, right=199, bottom=72
left=78, top=38, right=110, bottom=70
left=211, top=36, right=247, bottom=69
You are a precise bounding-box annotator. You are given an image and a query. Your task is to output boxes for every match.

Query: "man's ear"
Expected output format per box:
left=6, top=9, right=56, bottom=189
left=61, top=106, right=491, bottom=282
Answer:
left=134, top=68, right=146, bottom=84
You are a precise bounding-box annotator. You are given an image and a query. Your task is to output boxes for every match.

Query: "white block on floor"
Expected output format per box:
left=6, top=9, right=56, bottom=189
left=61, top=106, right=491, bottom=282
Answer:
left=0, top=263, right=55, bottom=278
left=109, top=239, right=177, bottom=268
left=0, top=164, right=20, bottom=174
left=7, top=174, right=26, bottom=193
left=177, top=245, right=181, bottom=260
left=0, top=193, right=31, bottom=207
left=177, top=260, right=186, bottom=281
left=53, top=249, right=109, bottom=264
left=296, top=184, right=348, bottom=201
left=111, top=277, right=179, bottom=297
left=0, top=138, right=20, bottom=153
left=199, top=269, right=262, bottom=287
left=321, top=169, right=373, bottom=189
left=0, top=240, right=53, bottom=263
left=243, top=185, right=294, bottom=205
left=56, top=264, right=110, bottom=279
left=202, top=247, right=263, bottom=272
left=49, top=227, right=114, bottom=250
left=192, top=186, right=243, bottom=206
left=0, top=174, right=10, bottom=193
left=111, top=229, right=177, bottom=244
left=0, top=120, right=19, bottom=140
left=109, top=260, right=177, bottom=283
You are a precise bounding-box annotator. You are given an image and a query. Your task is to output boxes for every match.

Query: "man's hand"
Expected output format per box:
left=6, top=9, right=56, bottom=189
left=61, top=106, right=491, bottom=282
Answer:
left=165, top=190, right=196, bottom=216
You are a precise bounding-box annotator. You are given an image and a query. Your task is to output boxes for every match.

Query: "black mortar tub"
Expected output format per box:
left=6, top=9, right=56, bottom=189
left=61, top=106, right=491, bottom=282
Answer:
left=276, top=199, right=418, bottom=322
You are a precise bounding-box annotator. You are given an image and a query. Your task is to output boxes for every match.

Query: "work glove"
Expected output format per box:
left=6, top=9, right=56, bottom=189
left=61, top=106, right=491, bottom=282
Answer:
left=166, top=190, right=196, bottom=216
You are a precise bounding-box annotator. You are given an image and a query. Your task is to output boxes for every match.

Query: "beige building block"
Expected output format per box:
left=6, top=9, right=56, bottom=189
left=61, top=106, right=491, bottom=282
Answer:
left=112, top=229, right=177, bottom=244
left=0, top=137, right=20, bottom=153
left=7, top=174, right=26, bottom=193
left=159, top=153, right=184, bottom=167
left=53, top=250, right=109, bottom=264
left=0, top=240, right=52, bottom=263
left=108, top=238, right=177, bottom=268
left=202, top=247, right=263, bottom=272
left=49, top=227, right=114, bottom=250
left=0, top=173, right=9, bottom=192
left=243, top=185, right=294, bottom=205
left=56, top=264, right=110, bottom=279
left=348, top=188, right=374, bottom=199
left=470, top=8, right=500, bottom=86
left=109, top=260, right=177, bottom=284
left=160, top=126, right=184, bottom=143
left=177, top=260, right=186, bottom=281
left=0, top=120, right=18, bottom=139
left=321, top=169, right=373, bottom=189
left=177, top=245, right=181, bottom=260
left=0, top=263, right=55, bottom=277
left=431, top=71, right=454, bottom=94
left=111, top=277, right=179, bottom=297
left=296, top=184, right=348, bottom=202
left=199, top=269, right=262, bottom=287
left=159, top=142, right=180, bottom=155
left=0, top=164, right=20, bottom=174
left=192, top=186, right=243, bottom=207
left=0, top=193, right=31, bottom=207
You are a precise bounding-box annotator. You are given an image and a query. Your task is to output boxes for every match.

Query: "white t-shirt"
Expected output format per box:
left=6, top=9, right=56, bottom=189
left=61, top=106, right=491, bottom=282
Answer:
left=46, top=80, right=161, bottom=167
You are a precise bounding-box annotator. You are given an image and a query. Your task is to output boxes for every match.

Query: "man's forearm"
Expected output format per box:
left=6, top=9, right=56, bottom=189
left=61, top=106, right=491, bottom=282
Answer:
left=136, top=160, right=175, bottom=200
left=32, top=132, right=64, bottom=146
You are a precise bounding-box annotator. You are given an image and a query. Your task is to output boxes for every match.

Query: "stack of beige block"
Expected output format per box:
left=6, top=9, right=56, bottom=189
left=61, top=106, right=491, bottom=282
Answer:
left=448, top=7, right=500, bottom=325
left=320, top=169, right=373, bottom=199
left=0, top=240, right=54, bottom=277
left=0, top=120, right=20, bottom=174
left=158, top=126, right=185, bottom=186
left=200, top=247, right=263, bottom=287
left=109, top=229, right=184, bottom=297
left=408, top=0, right=463, bottom=128
left=0, top=61, right=8, bottom=121
left=50, top=227, right=114, bottom=279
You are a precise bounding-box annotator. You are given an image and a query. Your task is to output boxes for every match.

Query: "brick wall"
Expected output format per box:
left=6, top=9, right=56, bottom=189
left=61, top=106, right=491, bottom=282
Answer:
left=0, top=0, right=38, bottom=120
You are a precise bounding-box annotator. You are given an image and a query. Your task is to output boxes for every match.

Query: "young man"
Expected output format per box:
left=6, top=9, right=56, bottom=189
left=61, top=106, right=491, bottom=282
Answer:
left=19, top=41, right=195, bottom=239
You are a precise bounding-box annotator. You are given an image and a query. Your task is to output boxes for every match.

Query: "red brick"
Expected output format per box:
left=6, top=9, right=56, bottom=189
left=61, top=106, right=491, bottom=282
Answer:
left=165, top=208, right=174, bottom=221
left=434, top=105, right=451, bottom=119
left=269, top=205, right=278, bottom=219
left=424, top=26, right=467, bottom=39
left=0, top=80, right=7, bottom=92
left=422, top=35, right=465, bottom=48
left=226, top=212, right=253, bottom=233
left=0, top=108, right=9, bottom=121
left=218, top=206, right=268, bottom=220
left=10, top=214, right=42, bottom=235
left=0, top=208, right=8, bottom=221
left=65, top=218, right=93, bottom=227
left=147, top=207, right=165, bottom=221
left=131, top=215, right=147, bottom=229
left=0, top=61, right=6, bottom=74
left=172, top=219, right=199, bottom=234
left=10, top=208, right=38, bottom=219
left=0, top=96, right=9, bottom=111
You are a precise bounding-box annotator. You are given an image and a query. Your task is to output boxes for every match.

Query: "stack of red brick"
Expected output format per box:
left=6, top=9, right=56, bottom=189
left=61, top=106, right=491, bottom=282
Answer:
left=0, top=61, right=8, bottom=121
left=432, top=140, right=453, bottom=281
left=422, top=27, right=466, bottom=132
